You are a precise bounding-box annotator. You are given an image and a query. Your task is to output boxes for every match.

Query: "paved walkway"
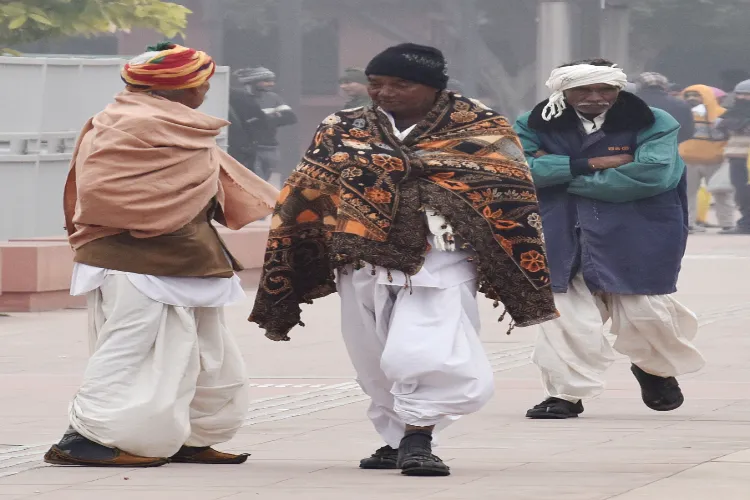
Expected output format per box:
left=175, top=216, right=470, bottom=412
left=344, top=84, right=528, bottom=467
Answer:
left=1, top=234, right=750, bottom=499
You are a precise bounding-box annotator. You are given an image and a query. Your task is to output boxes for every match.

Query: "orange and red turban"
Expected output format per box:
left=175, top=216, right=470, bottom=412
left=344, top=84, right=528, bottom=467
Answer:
left=121, top=42, right=216, bottom=91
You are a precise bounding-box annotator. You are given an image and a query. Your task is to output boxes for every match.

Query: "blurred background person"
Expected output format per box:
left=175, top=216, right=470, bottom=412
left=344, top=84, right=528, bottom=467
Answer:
left=234, top=67, right=298, bottom=182
left=228, top=84, right=266, bottom=173
left=719, top=69, right=750, bottom=108
left=636, top=73, right=695, bottom=144
left=679, top=85, right=733, bottom=233
left=717, top=79, right=750, bottom=235
left=637, top=78, right=712, bottom=228
left=338, top=67, right=371, bottom=109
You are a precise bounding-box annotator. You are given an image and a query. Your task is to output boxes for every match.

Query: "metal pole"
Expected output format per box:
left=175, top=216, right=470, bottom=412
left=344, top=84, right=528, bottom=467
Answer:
left=275, top=0, right=303, bottom=182
left=202, top=0, right=225, bottom=64
left=600, top=2, right=631, bottom=69
left=537, top=0, right=573, bottom=101
left=457, top=0, right=479, bottom=97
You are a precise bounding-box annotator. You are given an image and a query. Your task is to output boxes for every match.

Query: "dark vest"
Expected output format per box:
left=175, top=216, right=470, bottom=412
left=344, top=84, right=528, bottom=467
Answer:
left=74, top=200, right=242, bottom=278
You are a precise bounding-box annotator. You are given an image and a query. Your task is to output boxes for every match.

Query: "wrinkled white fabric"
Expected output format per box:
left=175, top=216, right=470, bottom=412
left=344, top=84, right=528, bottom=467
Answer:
left=69, top=275, right=248, bottom=457
left=70, top=263, right=246, bottom=308
left=375, top=241, right=475, bottom=288
left=531, top=274, right=705, bottom=403
left=338, top=267, right=494, bottom=449
left=381, top=109, right=417, bottom=141
left=424, top=208, right=456, bottom=252
left=543, top=64, right=628, bottom=121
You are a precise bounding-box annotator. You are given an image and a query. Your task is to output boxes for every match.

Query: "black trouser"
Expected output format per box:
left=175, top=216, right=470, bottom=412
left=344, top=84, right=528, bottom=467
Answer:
left=729, top=157, right=750, bottom=230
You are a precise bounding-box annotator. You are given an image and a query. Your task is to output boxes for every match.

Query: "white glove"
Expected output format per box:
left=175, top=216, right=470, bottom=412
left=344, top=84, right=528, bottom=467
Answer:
left=425, top=206, right=456, bottom=252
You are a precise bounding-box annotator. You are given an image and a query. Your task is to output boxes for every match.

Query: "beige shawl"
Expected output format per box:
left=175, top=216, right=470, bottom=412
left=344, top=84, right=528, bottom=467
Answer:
left=64, top=91, right=279, bottom=249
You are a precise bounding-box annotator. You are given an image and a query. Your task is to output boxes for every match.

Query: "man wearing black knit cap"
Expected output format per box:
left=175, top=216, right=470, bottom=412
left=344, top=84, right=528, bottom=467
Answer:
left=250, top=43, right=556, bottom=477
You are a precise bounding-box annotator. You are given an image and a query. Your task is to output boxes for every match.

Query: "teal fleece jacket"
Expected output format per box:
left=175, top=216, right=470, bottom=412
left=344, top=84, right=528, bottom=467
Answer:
left=514, top=108, right=685, bottom=203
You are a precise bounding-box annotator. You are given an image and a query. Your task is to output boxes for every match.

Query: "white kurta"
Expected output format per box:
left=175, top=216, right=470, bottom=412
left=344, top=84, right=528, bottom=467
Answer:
left=532, top=274, right=706, bottom=403
left=70, top=263, right=246, bottom=307
left=68, top=269, right=249, bottom=457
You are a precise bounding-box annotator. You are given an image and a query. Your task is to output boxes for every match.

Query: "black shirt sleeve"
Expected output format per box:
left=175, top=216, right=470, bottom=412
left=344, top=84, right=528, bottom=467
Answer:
left=570, top=158, right=596, bottom=176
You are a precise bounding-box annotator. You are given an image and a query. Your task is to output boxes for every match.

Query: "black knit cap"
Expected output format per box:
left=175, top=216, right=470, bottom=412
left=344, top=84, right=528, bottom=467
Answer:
left=365, top=43, right=448, bottom=90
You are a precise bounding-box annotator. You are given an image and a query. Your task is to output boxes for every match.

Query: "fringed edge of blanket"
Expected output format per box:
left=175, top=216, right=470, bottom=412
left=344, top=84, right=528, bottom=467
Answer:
left=419, top=182, right=558, bottom=329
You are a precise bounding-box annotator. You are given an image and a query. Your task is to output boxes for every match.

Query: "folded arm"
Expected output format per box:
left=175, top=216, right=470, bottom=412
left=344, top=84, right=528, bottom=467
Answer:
left=514, top=116, right=583, bottom=188
left=263, top=101, right=298, bottom=128
left=567, top=126, right=684, bottom=203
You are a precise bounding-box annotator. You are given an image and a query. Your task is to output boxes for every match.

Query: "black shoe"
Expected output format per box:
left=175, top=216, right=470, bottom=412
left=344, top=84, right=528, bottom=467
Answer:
left=631, top=364, right=684, bottom=412
left=359, top=445, right=399, bottom=470
left=526, top=397, right=584, bottom=419
left=397, top=431, right=450, bottom=477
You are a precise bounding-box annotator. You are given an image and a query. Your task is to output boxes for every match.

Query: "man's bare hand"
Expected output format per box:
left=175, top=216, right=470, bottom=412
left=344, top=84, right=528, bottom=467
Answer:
left=588, top=154, right=634, bottom=170
left=534, top=150, right=549, bottom=158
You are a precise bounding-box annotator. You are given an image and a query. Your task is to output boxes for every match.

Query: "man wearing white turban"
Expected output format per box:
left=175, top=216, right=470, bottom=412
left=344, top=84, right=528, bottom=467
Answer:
left=514, top=59, right=705, bottom=419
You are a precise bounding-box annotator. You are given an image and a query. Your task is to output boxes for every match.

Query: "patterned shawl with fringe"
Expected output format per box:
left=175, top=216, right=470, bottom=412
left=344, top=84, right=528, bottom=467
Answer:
left=250, top=92, right=558, bottom=340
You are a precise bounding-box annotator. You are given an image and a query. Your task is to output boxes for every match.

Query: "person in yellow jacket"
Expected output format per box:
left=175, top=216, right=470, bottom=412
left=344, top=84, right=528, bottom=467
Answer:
left=680, top=85, right=733, bottom=232
left=696, top=187, right=712, bottom=226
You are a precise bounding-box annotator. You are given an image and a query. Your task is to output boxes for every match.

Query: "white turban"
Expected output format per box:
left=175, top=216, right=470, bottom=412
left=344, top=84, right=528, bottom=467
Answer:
left=542, top=64, right=628, bottom=121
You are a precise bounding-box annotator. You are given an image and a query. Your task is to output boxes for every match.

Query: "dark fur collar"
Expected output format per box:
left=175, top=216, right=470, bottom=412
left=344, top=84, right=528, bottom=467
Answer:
left=527, top=91, right=655, bottom=133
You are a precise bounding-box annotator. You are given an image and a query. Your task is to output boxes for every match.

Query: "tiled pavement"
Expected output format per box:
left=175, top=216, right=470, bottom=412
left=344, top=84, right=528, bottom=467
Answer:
left=1, top=234, right=750, bottom=499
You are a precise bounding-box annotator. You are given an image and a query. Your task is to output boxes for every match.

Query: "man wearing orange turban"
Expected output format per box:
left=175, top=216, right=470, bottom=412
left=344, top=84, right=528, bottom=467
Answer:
left=43, top=43, right=279, bottom=468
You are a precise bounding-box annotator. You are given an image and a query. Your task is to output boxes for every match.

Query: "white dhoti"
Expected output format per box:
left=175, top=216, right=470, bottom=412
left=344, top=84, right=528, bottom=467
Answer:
left=68, top=274, right=248, bottom=458
left=532, top=274, right=705, bottom=402
left=337, top=248, right=494, bottom=449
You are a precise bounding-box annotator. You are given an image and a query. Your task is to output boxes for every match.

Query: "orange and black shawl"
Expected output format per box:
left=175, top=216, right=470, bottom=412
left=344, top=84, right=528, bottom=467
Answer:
left=250, top=93, right=558, bottom=340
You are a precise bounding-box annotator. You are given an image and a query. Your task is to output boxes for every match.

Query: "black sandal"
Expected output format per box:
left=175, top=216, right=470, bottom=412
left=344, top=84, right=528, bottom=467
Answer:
left=398, top=431, right=450, bottom=477
left=631, top=364, right=684, bottom=411
left=359, top=445, right=399, bottom=470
